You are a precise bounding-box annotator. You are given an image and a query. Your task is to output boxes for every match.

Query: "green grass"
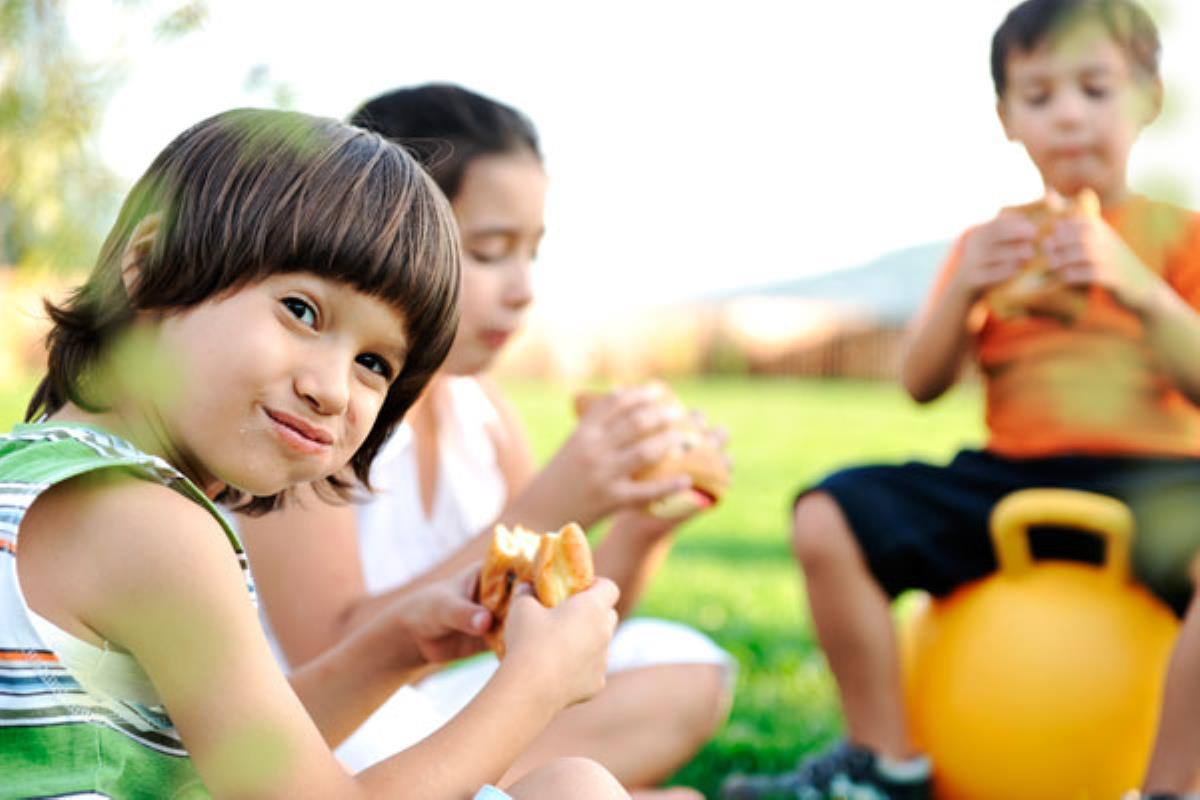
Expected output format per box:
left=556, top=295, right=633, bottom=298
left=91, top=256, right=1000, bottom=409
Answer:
left=0, top=374, right=37, bottom=431
left=500, top=376, right=984, bottom=796
left=0, top=374, right=985, bottom=797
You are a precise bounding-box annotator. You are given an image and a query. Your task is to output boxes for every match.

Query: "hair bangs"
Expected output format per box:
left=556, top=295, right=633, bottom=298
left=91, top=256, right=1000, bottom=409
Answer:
left=29, top=108, right=462, bottom=515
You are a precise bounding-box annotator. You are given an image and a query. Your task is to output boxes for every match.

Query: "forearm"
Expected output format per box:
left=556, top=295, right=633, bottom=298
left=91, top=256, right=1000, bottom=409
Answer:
left=594, top=513, right=675, bottom=618
left=1142, top=282, right=1200, bottom=405
left=496, top=468, right=598, bottom=531
left=356, top=659, right=559, bottom=796
left=289, top=609, right=425, bottom=747
left=900, top=285, right=975, bottom=403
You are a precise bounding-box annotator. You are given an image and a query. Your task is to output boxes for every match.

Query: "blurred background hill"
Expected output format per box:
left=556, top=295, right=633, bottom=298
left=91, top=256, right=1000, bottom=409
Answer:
left=495, top=239, right=950, bottom=381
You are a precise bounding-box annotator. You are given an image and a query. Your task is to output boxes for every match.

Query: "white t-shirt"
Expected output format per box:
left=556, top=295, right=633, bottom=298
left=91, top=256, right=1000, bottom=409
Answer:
left=265, top=377, right=732, bottom=771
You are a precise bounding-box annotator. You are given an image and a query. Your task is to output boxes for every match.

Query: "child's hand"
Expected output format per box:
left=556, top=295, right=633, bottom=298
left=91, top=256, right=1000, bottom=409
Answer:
left=502, top=578, right=619, bottom=708
left=386, top=564, right=492, bottom=665
left=950, top=212, right=1040, bottom=301
left=625, top=408, right=732, bottom=533
left=534, top=385, right=691, bottom=527
left=1044, top=214, right=1165, bottom=316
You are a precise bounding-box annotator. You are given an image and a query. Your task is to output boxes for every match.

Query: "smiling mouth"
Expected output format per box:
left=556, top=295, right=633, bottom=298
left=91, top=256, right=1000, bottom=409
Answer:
left=263, top=409, right=333, bottom=455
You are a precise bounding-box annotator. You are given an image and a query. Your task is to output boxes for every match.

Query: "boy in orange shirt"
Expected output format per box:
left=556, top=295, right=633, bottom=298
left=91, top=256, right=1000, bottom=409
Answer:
left=725, top=1, right=1200, bottom=798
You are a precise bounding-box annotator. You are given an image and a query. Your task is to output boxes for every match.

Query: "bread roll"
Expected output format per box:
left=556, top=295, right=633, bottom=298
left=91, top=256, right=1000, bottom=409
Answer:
left=983, top=188, right=1100, bottom=324
left=574, top=384, right=730, bottom=519
left=477, top=522, right=594, bottom=657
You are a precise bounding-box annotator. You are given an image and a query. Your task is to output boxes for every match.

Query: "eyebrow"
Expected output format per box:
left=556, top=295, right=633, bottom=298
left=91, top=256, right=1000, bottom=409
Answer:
left=464, top=225, right=545, bottom=239
left=1079, top=65, right=1115, bottom=79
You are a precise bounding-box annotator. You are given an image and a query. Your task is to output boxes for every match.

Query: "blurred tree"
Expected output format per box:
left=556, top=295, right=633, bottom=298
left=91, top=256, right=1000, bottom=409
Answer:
left=0, top=0, right=205, bottom=271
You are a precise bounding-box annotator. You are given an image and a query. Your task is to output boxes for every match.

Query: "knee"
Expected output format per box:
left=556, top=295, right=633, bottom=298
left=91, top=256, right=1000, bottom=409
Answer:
left=516, top=756, right=628, bottom=799
left=791, top=492, right=856, bottom=572
left=692, top=663, right=733, bottom=743
left=659, top=662, right=732, bottom=752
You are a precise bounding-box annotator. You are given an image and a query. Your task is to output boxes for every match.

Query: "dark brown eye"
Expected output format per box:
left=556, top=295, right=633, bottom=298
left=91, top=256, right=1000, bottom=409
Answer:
left=282, top=297, right=317, bottom=327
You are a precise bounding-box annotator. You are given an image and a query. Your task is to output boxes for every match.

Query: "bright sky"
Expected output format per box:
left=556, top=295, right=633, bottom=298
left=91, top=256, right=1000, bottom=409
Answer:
left=71, top=0, right=1200, bottom=324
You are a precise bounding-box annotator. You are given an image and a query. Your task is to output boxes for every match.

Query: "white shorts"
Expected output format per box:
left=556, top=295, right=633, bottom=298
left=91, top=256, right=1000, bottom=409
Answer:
left=337, top=617, right=734, bottom=772
left=474, top=786, right=511, bottom=800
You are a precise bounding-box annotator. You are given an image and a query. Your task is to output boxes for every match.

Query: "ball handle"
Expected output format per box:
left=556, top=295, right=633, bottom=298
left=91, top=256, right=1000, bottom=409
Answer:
left=989, top=488, right=1134, bottom=582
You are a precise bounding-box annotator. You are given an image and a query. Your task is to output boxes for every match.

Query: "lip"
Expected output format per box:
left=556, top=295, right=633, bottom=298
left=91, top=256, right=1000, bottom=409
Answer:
left=263, top=408, right=334, bottom=455
left=479, top=329, right=513, bottom=349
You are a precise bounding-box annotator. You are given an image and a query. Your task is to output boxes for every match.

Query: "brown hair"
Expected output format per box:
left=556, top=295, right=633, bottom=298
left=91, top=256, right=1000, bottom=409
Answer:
left=27, top=108, right=461, bottom=514
left=992, top=0, right=1160, bottom=97
left=348, top=83, right=541, bottom=202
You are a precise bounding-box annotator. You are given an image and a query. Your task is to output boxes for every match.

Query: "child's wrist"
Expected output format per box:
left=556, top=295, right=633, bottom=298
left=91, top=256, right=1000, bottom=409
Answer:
left=494, top=647, right=570, bottom=711
left=1133, top=276, right=1176, bottom=321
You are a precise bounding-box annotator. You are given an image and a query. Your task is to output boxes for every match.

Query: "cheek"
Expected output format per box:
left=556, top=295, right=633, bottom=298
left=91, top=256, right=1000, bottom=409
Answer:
left=459, top=269, right=503, bottom=322
left=346, top=391, right=385, bottom=447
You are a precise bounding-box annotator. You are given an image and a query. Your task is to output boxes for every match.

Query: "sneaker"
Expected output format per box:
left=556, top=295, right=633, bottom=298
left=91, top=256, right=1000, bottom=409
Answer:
left=720, top=741, right=932, bottom=800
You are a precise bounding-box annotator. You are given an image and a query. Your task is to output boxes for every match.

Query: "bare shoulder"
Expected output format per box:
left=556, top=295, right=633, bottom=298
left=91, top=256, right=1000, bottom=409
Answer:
left=19, top=470, right=247, bottom=648
left=474, top=375, right=527, bottom=446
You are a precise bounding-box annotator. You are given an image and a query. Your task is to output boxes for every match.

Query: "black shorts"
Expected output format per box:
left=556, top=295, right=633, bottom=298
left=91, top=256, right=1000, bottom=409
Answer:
left=803, top=449, right=1200, bottom=616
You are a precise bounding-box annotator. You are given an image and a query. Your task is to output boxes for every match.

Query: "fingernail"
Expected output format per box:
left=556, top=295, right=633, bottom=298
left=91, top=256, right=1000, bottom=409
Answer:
left=472, top=611, right=490, bottom=631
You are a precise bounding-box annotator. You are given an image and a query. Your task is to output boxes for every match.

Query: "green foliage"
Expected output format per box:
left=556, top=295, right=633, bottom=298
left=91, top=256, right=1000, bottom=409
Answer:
left=0, top=0, right=119, bottom=269
left=0, top=372, right=37, bottom=430
left=501, top=375, right=984, bottom=797
left=0, top=0, right=206, bottom=271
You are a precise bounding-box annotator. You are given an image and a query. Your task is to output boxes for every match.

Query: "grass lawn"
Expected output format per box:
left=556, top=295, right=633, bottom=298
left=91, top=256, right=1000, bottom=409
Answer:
left=499, top=376, right=985, bottom=796
left=0, top=373, right=985, bottom=797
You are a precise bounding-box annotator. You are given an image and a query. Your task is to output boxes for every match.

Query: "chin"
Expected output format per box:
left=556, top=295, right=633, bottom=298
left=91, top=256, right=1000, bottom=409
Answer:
left=222, top=460, right=324, bottom=499
left=448, top=350, right=497, bottom=376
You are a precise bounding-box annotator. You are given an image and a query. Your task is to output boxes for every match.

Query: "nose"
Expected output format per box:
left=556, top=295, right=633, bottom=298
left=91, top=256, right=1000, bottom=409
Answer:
left=1052, top=88, right=1087, bottom=128
left=504, top=259, right=534, bottom=310
left=294, top=346, right=350, bottom=416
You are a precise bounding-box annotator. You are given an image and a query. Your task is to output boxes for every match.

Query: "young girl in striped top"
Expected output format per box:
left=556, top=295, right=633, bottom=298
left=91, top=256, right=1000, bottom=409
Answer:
left=0, top=107, right=626, bottom=799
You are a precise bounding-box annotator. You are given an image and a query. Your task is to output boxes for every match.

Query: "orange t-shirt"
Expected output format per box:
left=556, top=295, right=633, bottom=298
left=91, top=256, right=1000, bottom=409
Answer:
left=932, top=194, right=1200, bottom=458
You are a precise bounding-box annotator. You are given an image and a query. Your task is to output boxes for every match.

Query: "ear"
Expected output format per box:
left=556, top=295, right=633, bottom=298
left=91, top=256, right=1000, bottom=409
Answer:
left=996, top=98, right=1016, bottom=141
left=1138, top=76, right=1164, bottom=127
left=120, top=212, right=162, bottom=297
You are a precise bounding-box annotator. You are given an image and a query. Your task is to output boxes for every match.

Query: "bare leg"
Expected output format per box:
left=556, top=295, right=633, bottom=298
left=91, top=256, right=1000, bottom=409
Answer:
left=507, top=756, right=630, bottom=800
left=792, top=491, right=912, bottom=759
left=1142, top=584, right=1200, bottom=792
left=501, top=663, right=730, bottom=792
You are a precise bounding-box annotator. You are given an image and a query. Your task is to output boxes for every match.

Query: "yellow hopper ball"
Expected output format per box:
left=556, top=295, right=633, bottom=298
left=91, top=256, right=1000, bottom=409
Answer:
left=899, top=489, right=1179, bottom=800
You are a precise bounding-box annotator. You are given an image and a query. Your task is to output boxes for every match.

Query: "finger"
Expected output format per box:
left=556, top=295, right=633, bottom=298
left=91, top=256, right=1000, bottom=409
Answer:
left=614, top=428, right=686, bottom=475
left=594, top=383, right=669, bottom=426
left=439, top=592, right=493, bottom=635
left=708, top=424, right=730, bottom=449
left=1046, top=217, right=1088, bottom=245
left=607, top=401, right=682, bottom=448
left=1056, top=265, right=1095, bottom=287
left=577, top=576, right=620, bottom=609
left=986, top=240, right=1036, bottom=265
left=1046, top=246, right=1088, bottom=271
left=612, top=474, right=692, bottom=506
left=459, top=561, right=484, bottom=596
left=990, top=212, right=1039, bottom=242
left=973, top=260, right=1024, bottom=289
left=505, top=586, right=543, bottom=623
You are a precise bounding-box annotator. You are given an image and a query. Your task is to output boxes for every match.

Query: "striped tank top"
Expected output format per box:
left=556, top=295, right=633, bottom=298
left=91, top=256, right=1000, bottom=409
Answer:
left=0, top=423, right=254, bottom=798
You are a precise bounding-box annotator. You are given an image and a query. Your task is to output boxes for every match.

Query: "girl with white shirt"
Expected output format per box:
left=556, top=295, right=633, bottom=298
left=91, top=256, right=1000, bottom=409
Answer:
left=241, top=84, right=733, bottom=800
